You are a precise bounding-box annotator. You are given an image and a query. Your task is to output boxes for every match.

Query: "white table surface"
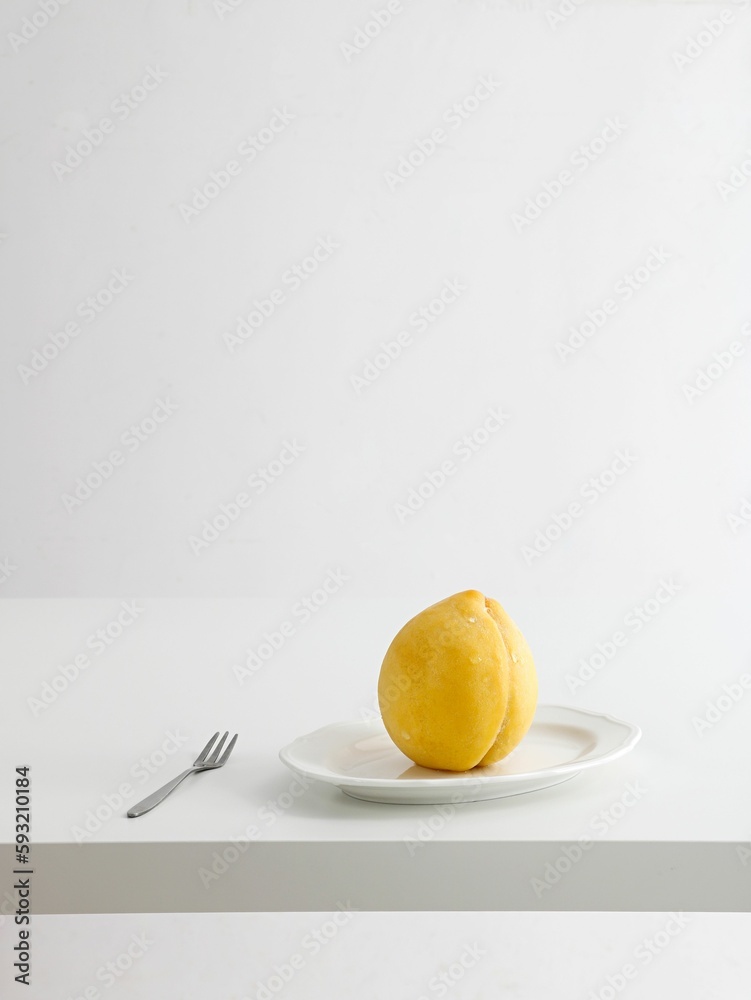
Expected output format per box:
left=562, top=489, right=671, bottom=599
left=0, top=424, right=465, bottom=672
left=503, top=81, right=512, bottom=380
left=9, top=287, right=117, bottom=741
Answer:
left=2, top=598, right=749, bottom=912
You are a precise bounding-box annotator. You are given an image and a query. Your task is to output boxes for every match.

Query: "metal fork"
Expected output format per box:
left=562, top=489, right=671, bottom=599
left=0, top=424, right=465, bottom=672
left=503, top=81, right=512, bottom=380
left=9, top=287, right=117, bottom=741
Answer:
left=126, top=732, right=238, bottom=818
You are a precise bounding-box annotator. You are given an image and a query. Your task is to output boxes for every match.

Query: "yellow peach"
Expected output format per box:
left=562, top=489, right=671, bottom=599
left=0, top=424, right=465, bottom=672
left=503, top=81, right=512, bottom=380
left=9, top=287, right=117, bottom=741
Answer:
left=377, top=590, right=538, bottom=771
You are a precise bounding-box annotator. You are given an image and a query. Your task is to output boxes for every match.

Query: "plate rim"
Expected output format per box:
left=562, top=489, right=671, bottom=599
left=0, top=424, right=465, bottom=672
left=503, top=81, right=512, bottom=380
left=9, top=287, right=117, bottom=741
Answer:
left=279, top=704, right=642, bottom=789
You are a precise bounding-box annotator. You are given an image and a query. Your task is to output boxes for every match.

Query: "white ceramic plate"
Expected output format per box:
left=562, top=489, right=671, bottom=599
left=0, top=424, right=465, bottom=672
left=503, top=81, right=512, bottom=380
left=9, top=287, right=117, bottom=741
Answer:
left=279, top=705, right=641, bottom=804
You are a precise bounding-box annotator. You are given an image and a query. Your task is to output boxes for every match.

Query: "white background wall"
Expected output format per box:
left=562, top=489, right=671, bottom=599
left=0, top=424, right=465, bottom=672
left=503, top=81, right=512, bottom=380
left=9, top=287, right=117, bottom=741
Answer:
left=2, top=0, right=751, bottom=994
left=2, top=0, right=750, bottom=606
left=1, top=911, right=750, bottom=999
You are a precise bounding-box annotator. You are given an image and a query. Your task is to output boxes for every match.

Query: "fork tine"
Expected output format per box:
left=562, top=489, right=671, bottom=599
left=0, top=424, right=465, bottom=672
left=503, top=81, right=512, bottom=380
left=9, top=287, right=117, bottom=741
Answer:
left=195, top=732, right=220, bottom=765
left=207, top=731, right=229, bottom=764
left=217, top=733, right=238, bottom=766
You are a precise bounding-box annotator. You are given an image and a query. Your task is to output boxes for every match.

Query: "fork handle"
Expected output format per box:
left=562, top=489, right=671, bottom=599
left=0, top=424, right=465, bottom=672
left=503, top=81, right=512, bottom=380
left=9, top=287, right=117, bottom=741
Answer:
left=127, top=767, right=196, bottom=818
